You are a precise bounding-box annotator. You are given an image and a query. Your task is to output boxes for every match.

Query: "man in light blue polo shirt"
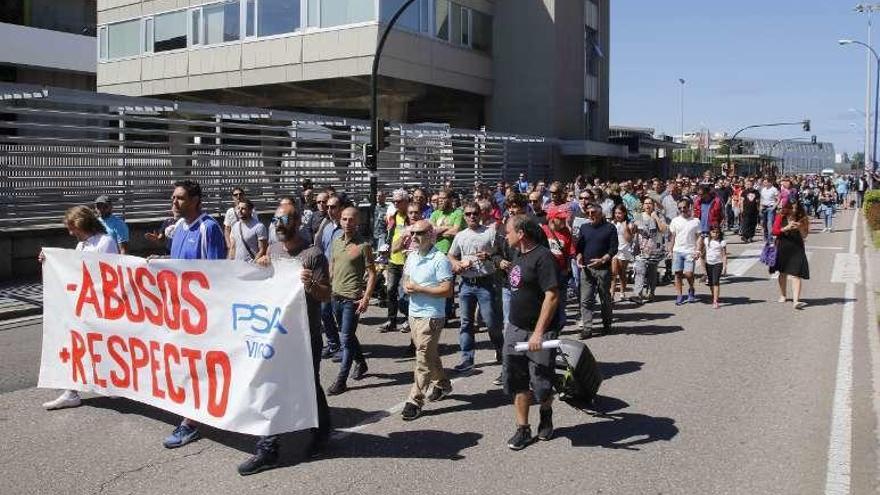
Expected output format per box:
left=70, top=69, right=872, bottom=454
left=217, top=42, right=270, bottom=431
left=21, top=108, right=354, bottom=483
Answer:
left=400, top=220, right=454, bottom=421
left=94, top=195, right=130, bottom=254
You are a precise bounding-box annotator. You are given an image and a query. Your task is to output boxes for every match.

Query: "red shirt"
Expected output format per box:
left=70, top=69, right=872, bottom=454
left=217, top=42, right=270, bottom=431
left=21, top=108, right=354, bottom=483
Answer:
left=541, top=224, right=575, bottom=272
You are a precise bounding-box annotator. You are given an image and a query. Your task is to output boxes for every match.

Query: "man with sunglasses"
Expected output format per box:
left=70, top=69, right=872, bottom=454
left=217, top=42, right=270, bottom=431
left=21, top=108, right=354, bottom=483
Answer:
left=381, top=189, right=412, bottom=333
left=400, top=220, right=454, bottom=420
left=575, top=202, right=618, bottom=339
left=448, top=202, right=502, bottom=374
left=527, top=191, right=547, bottom=225
left=223, top=186, right=245, bottom=249
left=238, top=202, right=332, bottom=475
left=308, top=192, right=329, bottom=239
left=315, top=196, right=343, bottom=360
left=430, top=190, right=465, bottom=320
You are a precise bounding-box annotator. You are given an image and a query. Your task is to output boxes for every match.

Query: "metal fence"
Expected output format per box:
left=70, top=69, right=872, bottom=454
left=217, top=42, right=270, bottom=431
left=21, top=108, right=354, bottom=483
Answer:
left=0, top=84, right=554, bottom=230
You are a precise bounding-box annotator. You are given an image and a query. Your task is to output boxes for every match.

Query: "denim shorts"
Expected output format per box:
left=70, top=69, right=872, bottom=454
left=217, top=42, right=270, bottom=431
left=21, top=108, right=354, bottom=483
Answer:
left=671, top=251, right=695, bottom=274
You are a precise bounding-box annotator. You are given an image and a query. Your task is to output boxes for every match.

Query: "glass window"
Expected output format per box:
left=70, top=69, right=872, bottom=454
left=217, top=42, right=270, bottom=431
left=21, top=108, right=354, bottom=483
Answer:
left=246, top=0, right=256, bottom=37
left=381, top=0, right=420, bottom=32
left=471, top=10, right=491, bottom=53
left=154, top=10, right=187, bottom=52
left=450, top=3, right=465, bottom=46
left=459, top=6, right=470, bottom=46
left=258, top=0, right=301, bottom=36
left=98, top=26, right=108, bottom=59
left=308, top=0, right=319, bottom=26
left=434, top=0, right=449, bottom=41
left=204, top=2, right=240, bottom=45
left=191, top=9, right=201, bottom=45
left=321, top=0, right=375, bottom=27
left=585, top=27, right=599, bottom=76
left=144, top=17, right=153, bottom=52
left=107, top=19, right=140, bottom=58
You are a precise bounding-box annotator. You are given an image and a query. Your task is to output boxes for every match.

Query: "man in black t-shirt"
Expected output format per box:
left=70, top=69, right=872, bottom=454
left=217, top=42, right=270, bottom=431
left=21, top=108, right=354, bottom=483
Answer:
left=502, top=214, right=560, bottom=451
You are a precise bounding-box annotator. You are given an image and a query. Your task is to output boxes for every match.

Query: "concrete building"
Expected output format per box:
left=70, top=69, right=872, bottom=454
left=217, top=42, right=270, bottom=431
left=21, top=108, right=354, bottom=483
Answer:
left=0, top=0, right=97, bottom=89
left=95, top=0, right=614, bottom=175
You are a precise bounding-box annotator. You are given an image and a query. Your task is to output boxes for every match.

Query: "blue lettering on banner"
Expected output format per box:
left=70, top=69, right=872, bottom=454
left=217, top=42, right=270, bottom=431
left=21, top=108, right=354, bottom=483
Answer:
left=232, top=303, right=289, bottom=334
left=246, top=340, right=275, bottom=360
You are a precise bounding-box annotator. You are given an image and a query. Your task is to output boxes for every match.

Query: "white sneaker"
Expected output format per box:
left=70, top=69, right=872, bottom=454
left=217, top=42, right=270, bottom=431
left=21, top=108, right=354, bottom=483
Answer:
left=43, top=390, right=81, bottom=410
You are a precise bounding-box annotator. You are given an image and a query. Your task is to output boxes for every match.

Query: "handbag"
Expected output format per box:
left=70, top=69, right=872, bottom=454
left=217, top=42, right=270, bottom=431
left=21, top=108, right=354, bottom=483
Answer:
left=759, top=241, right=777, bottom=267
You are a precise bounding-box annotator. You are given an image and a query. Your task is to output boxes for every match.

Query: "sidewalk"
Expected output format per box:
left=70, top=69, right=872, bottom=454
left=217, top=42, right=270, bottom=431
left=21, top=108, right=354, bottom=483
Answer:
left=0, top=280, right=42, bottom=321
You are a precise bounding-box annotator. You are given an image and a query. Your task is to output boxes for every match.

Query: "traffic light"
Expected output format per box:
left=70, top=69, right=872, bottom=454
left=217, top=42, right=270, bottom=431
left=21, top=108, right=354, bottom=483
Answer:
left=803, top=119, right=811, bottom=132
left=811, top=135, right=817, bottom=145
left=374, top=119, right=390, bottom=152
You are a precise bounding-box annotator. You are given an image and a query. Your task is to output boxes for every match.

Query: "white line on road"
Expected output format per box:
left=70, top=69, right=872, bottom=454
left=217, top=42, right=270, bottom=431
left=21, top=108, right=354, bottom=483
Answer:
left=831, top=254, right=863, bottom=285
left=824, top=212, right=859, bottom=495
left=808, top=246, right=845, bottom=251
left=727, top=249, right=763, bottom=277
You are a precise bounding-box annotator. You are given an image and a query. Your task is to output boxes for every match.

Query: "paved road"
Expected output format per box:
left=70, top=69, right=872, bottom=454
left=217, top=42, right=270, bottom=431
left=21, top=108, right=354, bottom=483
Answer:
left=0, top=210, right=877, bottom=494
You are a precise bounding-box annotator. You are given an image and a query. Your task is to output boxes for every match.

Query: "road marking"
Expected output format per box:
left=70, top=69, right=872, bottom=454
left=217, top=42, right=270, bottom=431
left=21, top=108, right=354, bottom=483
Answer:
left=830, top=254, right=862, bottom=284
left=824, top=212, right=858, bottom=495
left=808, top=246, right=845, bottom=251
left=727, top=249, right=763, bottom=277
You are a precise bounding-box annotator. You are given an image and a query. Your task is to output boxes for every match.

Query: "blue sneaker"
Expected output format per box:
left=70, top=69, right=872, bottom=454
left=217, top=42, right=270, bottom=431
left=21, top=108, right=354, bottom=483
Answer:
left=163, top=423, right=201, bottom=449
left=675, top=295, right=686, bottom=306
left=453, top=360, right=474, bottom=374
left=687, top=288, right=697, bottom=304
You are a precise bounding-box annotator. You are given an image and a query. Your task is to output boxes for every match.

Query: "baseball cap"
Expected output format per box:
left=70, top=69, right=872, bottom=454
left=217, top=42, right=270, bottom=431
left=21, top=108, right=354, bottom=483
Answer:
left=94, top=195, right=111, bottom=205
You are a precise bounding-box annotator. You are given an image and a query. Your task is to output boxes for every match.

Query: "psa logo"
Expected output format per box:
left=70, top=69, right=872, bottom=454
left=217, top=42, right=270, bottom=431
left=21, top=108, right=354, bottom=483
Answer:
left=232, top=304, right=288, bottom=334
left=246, top=340, right=275, bottom=360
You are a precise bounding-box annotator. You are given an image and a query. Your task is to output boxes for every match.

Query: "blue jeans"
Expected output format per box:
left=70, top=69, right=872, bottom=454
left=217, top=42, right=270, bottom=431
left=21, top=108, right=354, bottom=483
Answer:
left=761, top=207, right=775, bottom=242
left=332, top=296, right=364, bottom=382
left=502, top=286, right=512, bottom=327
left=822, top=207, right=834, bottom=229
left=555, top=272, right=571, bottom=331
left=320, top=301, right=340, bottom=350
left=458, top=278, right=503, bottom=363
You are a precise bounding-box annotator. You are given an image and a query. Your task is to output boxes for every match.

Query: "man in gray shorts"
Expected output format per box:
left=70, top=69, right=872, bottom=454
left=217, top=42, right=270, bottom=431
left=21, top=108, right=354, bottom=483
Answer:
left=502, top=214, right=560, bottom=451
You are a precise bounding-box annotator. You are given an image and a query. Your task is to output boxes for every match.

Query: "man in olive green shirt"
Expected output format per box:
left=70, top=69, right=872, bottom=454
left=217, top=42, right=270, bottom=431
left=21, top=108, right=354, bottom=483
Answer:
left=429, top=190, right=465, bottom=319
left=328, top=206, right=377, bottom=395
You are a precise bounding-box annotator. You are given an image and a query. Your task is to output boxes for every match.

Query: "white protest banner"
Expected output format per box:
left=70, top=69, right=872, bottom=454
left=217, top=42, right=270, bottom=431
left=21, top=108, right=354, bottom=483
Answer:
left=38, top=248, right=318, bottom=436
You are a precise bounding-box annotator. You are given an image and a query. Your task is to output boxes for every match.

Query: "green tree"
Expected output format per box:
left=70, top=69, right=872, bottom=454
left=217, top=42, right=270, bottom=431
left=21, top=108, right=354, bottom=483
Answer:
left=851, top=152, right=865, bottom=170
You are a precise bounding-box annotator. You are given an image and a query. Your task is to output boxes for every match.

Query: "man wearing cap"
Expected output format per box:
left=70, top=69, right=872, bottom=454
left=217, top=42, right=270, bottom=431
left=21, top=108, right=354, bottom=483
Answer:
left=94, top=195, right=130, bottom=254
left=542, top=207, right=575, bottom=330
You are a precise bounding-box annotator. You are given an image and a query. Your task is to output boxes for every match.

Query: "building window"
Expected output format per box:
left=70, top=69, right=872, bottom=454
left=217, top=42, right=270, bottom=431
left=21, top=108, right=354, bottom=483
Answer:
left=154, top=10, right=187, bottom=52
left=257, top=0, right=301, bottom=36
left=584, top=100, right=599, bottom=141
left=246, top=0, right=256, bottom=37
left=203, top=1, right=240, bottom=45
left=144, top=17, right=154, bottom=52
left=320, top=0, right=374, bottom=28
left=471, top=9, right=491, bottom=53
left=585, top=26, right=600, bottom=76
left=107, top=19, right=140, bottom=58
left=380, top=0, right=422, bottom=32
left=98, top=26, right=108, bottom=59
left=434, top=0, right=449, bottom=41
left=191, top=9, right=201, bottom=45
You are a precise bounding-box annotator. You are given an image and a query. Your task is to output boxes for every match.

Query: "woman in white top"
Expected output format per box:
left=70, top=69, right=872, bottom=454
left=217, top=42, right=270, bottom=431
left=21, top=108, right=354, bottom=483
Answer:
left=41, top=205, right=118, bottom=411
left=611, top=203, right=636, bottom=301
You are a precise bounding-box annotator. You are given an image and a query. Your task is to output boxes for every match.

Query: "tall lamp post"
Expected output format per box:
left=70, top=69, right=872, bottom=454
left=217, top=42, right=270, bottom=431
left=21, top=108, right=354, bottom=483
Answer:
left=678, top=78, right=686, bottom=143
left=840, top=38, right=880, bottom=184
left=367, top=0, right=417, bottom=213
left=726, top=120, right=811, bottom=177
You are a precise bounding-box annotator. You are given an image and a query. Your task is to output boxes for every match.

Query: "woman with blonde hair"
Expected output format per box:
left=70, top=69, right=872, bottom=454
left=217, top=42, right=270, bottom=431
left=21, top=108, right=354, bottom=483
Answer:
left=40, top=205, right=118, bottom=410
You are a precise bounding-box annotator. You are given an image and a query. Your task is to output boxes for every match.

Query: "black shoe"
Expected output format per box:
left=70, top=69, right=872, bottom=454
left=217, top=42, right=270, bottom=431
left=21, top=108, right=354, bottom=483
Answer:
left=507, top=425, right=534, bottom=451
left=579, top=329, right=593, bottom=340
left=321, top=346, right=339, bottom=359
left=352, top=360, right=368, bottom=381
left=401, top=402, right=421, bottom=421
left=237, top=449, right=279, bottom=476
left=494, top=349, right=503, bottom=364
left=379, top=321, right=396, bottom=333
left=331, top=352, right=342, bottom=363
left=537, top=408, right=554, bottom=441
left=327, top=380, right=347, bottom=396
left=427, top=386, right=452, bottom=402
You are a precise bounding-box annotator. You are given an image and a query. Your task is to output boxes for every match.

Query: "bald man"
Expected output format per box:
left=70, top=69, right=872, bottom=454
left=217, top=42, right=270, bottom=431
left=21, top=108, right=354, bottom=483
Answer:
left=400, top=220, right=454, bottom=420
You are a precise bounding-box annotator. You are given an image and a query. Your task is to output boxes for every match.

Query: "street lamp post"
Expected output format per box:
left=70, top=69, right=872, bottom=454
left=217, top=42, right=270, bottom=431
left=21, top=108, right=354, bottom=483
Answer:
left=678, top=78, right=685, bottom=143
left=840, top=38, right=880, bottom=185
left=725, top=120, right=811, bottom=177
left=368, top=0, right=417, bottom=213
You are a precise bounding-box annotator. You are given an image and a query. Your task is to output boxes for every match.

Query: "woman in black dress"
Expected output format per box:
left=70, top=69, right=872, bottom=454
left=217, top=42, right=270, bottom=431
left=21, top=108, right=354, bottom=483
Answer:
left=740, top=179, right=760, bottom=243
left=771, top=200, right=810, bottom=309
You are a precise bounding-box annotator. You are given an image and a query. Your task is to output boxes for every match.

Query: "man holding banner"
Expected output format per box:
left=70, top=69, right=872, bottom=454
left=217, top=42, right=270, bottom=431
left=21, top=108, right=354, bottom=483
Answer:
left=162, top=180, right=227, bottom=449
left=239, top=200, right=333, bottom=476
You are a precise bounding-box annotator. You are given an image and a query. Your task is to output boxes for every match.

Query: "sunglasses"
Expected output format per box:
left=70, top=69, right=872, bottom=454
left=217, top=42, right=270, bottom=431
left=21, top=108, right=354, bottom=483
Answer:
left=232, top=192, right=243, bottom=197
left=316, top=200, right=327, bottom=204
left=328, top=204, right=340, bottom=209
left=464, top=211, right=480, bottom=217
left=273, top=215, right=292, bottom=225
left=411, top=230, right=429, bottom=235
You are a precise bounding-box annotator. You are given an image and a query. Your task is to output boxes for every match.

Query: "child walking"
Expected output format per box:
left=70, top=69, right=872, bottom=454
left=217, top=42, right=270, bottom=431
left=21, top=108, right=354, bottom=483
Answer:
left=701, top=226, right=728, bottom=309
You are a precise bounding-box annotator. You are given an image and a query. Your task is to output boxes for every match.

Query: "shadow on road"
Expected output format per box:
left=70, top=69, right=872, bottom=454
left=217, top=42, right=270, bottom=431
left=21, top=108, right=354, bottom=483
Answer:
left=803, top=297, right=856, bottom=307
left=614, top=312, right=674, bottom=323
left=425, top=388, right=510, bottom=417
left=327, top=430, right=482, bottom=461
left=598, top=361, right=644, bottom=380
left=615, top=325, right=684, bottom=336
left=555, top=411, right=678, bottom=451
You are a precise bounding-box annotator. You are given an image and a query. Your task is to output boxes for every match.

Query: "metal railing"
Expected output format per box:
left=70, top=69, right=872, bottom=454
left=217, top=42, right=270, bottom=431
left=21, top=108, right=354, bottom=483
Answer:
left=0, top=84, right=554, bottom=230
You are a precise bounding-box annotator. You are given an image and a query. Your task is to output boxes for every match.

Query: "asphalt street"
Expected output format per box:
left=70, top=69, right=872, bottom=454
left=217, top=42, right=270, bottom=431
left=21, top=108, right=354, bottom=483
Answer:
left=0, top=209, right=876, bottom=495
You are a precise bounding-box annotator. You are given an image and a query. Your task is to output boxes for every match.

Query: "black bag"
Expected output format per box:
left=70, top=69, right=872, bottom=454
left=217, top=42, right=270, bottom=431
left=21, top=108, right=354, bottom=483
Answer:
left=554, top=339, right=603, bottom=404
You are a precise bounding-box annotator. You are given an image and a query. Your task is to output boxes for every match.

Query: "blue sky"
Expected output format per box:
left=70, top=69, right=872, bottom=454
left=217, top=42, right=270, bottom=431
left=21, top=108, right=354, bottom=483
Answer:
left=610, top=0, right=876, bottom=156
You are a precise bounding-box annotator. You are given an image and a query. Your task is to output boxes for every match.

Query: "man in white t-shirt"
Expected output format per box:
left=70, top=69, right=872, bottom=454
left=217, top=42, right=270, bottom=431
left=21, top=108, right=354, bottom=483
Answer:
left=228, top=198, right=268, bottom=262
left=758, top=179, right=778, bottom=243
left=668, top=198, right=702, bottom=306
left=223, top=187, right=245, bottom=249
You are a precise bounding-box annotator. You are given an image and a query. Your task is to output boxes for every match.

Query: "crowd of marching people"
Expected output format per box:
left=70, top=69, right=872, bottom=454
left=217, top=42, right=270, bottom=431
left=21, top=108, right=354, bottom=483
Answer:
left=38, top=169, right=871, bottom=475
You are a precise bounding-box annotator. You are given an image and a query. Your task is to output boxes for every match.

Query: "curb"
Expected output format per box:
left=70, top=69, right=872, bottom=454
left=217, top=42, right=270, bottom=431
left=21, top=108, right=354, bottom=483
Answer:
left=0, top=306, right=41, bottom=322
